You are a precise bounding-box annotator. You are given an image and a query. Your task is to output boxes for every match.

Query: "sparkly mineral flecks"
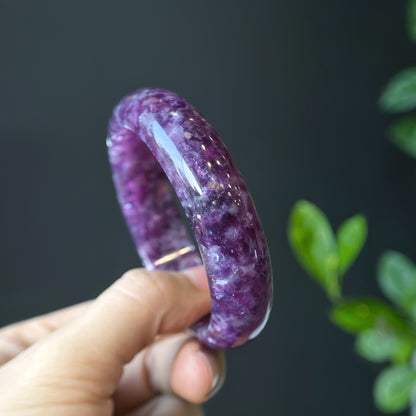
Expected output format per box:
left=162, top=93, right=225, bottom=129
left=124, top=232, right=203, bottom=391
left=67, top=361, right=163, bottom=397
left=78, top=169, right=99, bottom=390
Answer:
left=107, top=88, right=272, bottom=349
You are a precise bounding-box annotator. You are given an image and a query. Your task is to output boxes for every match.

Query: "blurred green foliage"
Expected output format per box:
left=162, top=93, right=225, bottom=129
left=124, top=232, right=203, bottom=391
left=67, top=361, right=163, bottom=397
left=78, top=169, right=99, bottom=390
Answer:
left=379, top=0, right=416, bottom=159
left=288, top=201, right=416, bottom=412
left=288, top=201, right=367, bottom=300
left=389, top=116, right=416, bottom=158
left=288, top=201, right=340, bottom=299
left=408, top=0, right=416, bottom=42
left=379, top=67, right=416, bottom=113
left=337, top=215, right=367, bottom=277
left=374, top=365, right=416, bottom=413
left=378, top=252, right=416, bottom=321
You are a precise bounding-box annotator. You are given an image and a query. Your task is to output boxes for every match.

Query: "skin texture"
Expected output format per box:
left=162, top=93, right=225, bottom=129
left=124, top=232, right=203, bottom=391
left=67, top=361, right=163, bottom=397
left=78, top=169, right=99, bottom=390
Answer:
left=0, top=266, right=225, bottom=416
left=107, top=88, right=273, bottom=349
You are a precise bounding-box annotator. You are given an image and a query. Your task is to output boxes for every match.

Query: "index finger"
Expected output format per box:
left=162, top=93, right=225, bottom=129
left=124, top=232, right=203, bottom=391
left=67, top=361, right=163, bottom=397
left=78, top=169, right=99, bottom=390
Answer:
left=58, top=266, right=211, bottom=370
left=0, top=302, right=91, bottom=365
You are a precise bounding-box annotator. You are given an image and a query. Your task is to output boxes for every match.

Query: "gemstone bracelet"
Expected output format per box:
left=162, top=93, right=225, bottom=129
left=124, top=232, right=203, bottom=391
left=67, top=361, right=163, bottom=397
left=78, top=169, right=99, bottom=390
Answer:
left=107, top=88, right=272, bottom=349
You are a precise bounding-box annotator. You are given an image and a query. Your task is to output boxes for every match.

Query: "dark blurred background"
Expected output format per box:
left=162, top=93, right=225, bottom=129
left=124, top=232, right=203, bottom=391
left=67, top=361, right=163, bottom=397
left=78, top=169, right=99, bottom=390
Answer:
left=1, top=0, right=415, bottom=414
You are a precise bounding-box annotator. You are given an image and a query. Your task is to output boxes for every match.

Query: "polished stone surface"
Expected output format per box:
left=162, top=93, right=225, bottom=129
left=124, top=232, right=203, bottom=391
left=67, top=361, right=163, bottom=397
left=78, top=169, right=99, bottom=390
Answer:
left=107, top=88, right=272, bottom=349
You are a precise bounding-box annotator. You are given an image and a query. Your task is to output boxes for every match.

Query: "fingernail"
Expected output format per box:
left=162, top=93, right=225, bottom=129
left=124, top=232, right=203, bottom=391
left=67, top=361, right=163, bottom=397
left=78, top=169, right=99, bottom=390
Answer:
left=198, top=347, right=225, bottom=400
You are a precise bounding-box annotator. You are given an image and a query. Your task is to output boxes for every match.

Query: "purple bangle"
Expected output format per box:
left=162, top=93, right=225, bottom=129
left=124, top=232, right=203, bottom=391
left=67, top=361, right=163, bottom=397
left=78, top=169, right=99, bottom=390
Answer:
left=106, top=88, right=272, bottom=349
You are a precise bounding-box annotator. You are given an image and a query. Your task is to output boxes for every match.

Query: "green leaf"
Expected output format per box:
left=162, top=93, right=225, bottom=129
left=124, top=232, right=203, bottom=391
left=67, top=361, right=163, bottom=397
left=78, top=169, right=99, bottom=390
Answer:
left=336, top=214, right=367, bottom=276
left=355, top=328, right=414, bottom=364
left=389, top=115, right=416, bottom=158
left=408, top=0, right=416, bottom=42
left=379, top=67, right=416, bottom=113
left=288, top=200, right=339, bottom=299
left=378, top=251, right=416, bottom=321
left=374, top=364, right=416, bottom=413
left=330, top=298, right=407, bottom=334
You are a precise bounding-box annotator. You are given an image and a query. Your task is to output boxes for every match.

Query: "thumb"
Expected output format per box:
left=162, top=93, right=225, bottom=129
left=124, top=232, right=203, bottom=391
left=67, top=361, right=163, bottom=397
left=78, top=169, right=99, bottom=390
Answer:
left=0, top=267, right=211, bottom=396
left=67, top=266, right=210, bottom=368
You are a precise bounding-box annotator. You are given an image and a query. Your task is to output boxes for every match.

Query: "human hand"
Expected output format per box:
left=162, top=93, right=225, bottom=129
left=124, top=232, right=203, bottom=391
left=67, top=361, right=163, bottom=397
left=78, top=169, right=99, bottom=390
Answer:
left=0, top=266, right=225, bottom=416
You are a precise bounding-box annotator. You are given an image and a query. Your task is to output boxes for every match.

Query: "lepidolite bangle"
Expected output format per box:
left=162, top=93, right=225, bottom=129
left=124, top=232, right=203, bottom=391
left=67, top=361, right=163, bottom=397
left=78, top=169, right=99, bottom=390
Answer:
left=107, top=88, right=272, bottom=349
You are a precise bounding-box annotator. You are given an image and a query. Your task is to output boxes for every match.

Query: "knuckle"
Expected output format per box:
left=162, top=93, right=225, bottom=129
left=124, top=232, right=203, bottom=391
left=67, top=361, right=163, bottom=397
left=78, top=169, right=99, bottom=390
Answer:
left=120, top=268, right=144, bottom=281
left=116, top=268, right=176, bottom=306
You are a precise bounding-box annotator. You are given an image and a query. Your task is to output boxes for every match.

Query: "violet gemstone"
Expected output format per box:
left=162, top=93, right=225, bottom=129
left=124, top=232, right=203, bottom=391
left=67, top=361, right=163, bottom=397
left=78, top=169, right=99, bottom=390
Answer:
left=107, top=88, right=273, bottom=349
